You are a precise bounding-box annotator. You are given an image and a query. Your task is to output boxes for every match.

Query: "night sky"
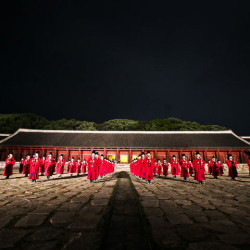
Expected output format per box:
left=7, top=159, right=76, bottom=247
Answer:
left=1, top=1, right=250, bottom=135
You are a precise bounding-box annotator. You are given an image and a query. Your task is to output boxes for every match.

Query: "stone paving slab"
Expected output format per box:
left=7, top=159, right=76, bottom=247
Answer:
left=0, top=166, right=249, bottom=249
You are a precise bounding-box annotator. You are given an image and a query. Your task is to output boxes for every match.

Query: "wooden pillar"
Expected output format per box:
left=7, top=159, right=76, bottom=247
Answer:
left=204, top=150, right=208, bottom=162
left=104, top=148, right=107, bottom=157
left=216, top=150, right=220, bottom=160
left=116, top=149, right=119, bottom=162
left=166, top=150, right=170, bottom=162
left=128, top=149, right=132, bottom=163
left=78, top=149, right=81, bottom=160
left=192, top=150, right=195, bottom=161
left=67, top=148, right=70, bottom=161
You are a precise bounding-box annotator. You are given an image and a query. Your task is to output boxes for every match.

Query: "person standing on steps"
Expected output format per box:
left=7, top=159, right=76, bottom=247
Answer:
left=87, top=151, right=97, bottom=183
left=56, top=154, right=65, bottom=177
left=68, top=157, right=76, bottom=176
left=29, top=151, right=41, bottom=183
left=210, top=156, right=220, bottom=179
left=75, top=158, right=82, bottom=176
left=23, top=154, right=31, bottom=177
left=170, top=155, right=180, bottom=178
left=162, top=159, right=169, bottom=178
left=227, top=155, right=238, bottom=181
left=3, top=153, right=15, bottom=179
left=180, top=154, right=189, bottom=181
left=145, top=151, right=154, bottom=184
left=44, top=152, right=54, bottom=180
left=192, top=152, right=206, bottom=184
left=218, top=160, right=224, bottom=176
left=156, top=159, right=162, bottom=177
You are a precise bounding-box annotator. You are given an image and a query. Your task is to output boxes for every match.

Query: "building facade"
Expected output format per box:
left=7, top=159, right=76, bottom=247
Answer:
left=0, top=129, right=249, bottom=163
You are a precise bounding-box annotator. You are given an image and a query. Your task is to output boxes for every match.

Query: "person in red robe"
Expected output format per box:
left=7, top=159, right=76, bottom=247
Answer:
left=56, top=154, right=65, bottom=177
left=19, top=158, right=24, bottom=173
left=162, top=159, right=169, bottom=178
left=44, top=153, right=54, bottom=180
left=145, top=151, right=155, bottom=184
left=248, top=159, right=250, bottom=176
left=75, top=158, right=82, bottom=176
left=39, top=156, right=45, bottom=176
left=29, top=151, right=41, bottom=182
left=180, top=154, right=190, bottom=181
left=82, top=159, right=87, bottom=174
left=3, top=153, right=15, bottom=179
left=156, top=159, right=162, bottom=177
left=139, top=152, right=146, bottom=179
left=207, top=160, right=212, bottom=175
left=188, top=159, right=194, bottom=176
left=227, top=155, right=238, bottom=180
left=87, top=151, right=96, bottom=183
left=95, top=152, right=101, bottom=180
left=192, top=152, right=206, bottom=184
left=218, top=160, right=224, bottom=176
left=68, top=157, right=76, bottom=176
left=23, top=154, right=31, bottom=177
left=52, top=158, right=56, bottom=174
left=137, top=155, right=142, bottom=178
left=210, top=156, right=220, bottom=179
left=170, top=155, right=180, bottom=178
left=99, top=154, right=106, bottom=178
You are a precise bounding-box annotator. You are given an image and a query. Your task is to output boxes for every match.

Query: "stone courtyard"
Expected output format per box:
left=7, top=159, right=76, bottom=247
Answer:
left=0, top=165, right=249, bottom=250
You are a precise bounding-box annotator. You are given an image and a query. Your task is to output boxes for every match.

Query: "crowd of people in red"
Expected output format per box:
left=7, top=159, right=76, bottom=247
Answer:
left=3, top=150, right=115, bottom=183
left=130, top=151, right=249, bottom=184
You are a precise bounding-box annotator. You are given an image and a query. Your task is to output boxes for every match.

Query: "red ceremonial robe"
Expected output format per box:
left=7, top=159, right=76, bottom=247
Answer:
left=145, top=157, right=155, bottom=180
left=29, top=157, right=41, bottom=180
left=82, top=162, right=87, bottom=173
left=180, top=159, right=190, bottom=178
left=19, top=160, right=24, bottom=173
left=156, top=162, right=162, bottom=175
left=162, top=162, right=169, bottom=176
left=189, top=162, right=194, bottom=175
left=192, top=158, right=206, bottom=181
left=99, top=159, right=106, bottom=176
left=68, top=161, right=76, bottom=173
left=210, top=161, right=220, bottom=177
left=44, top=158, right=54, bottom=176
left=95, top=158, right=101, bottom=178
left=139, top=158, right=146, bottom=178
left=75, top=161, right=82, bottom=174
left=56, top=159, right=65, bottom=175
left=170, top=160, right=180, bottom=176
left=23, top=158, right=31, bottom=175
left=87, top=157, right=96, bottom=180
left=3, top=157, right=15, bottom=177
left=207, top=161, right=213, bottom=174
left=40, top=159, right=45, bottom=173
left=227, top=160, right=238, bottom=178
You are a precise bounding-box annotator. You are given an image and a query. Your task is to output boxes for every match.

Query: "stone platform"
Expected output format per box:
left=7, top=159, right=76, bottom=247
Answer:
left=0, top=165, right=249, bottom=249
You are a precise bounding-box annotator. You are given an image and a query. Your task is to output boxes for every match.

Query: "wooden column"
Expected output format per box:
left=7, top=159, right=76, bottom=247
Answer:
left=128, top=149, right=132, bottom=163
left=116, top=148, right=120, bottom=162
left=154, top=149, right=157, bottom=160
left=204, top=150, right=208, bottom=162
left=166, top=150, right=170, bottom=162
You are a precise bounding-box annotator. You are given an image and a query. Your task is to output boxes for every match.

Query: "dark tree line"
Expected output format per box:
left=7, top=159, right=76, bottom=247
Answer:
left=0, top=114, right=227, bottom=134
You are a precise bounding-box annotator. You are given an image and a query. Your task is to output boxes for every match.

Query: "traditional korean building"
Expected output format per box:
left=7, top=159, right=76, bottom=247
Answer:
left=0, top=129, right=249, bottom=163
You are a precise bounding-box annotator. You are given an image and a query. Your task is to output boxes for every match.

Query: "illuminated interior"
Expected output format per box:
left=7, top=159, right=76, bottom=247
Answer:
left=120, top=155, right=128, bottom=163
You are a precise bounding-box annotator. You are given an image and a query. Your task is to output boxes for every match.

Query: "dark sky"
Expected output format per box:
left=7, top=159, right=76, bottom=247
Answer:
left=1, top=1, right=250, bottom=135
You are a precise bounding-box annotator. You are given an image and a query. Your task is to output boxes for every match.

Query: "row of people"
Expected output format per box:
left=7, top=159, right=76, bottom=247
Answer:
left=130, top=151, right=241, bottom=184
left=3, top=151, right=115, bottom=183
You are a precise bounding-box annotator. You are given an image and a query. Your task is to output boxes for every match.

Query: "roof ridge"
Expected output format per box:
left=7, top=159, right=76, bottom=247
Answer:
left=15, top=128, right=234, bottom=134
